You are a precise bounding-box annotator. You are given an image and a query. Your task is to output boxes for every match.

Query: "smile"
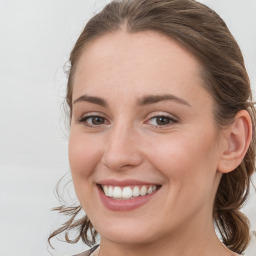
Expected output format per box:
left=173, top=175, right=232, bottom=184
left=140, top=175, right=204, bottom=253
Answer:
left=100, top=185, right=158, bottom=200
left=97, top=181, right=161, bottom=211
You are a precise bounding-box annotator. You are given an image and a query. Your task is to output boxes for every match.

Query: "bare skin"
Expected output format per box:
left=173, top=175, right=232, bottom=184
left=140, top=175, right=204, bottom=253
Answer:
left=69, top=29, right=251, bottom=256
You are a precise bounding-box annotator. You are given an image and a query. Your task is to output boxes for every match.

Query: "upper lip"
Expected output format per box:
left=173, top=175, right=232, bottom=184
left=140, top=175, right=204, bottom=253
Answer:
left=97, top=179, right=160, bottom=187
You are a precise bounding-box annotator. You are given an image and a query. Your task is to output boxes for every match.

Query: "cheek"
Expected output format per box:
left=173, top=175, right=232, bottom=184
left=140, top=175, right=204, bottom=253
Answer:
left=146, top=130, right=219, bottom=183
left=68, top=132, right=102, bottom=183
left=147, top=132, right=219, bottom=216
left=68, top=132, right=104, bottom=209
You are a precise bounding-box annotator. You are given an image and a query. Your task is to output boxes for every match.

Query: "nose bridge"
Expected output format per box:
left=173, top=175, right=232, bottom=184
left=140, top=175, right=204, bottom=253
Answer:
left=102, top=120, right=142, bottom=170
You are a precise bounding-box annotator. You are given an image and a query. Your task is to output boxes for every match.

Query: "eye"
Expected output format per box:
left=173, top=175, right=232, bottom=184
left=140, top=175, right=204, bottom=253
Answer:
left=79, top=115, right=108, bottom=127
left=146, top=115, right=178, bottom=127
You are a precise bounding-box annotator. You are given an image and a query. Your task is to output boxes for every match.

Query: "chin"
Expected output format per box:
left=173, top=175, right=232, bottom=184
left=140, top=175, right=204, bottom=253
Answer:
left=94, top=219, right=163, bottom=246
left=100, top=230, right=155, bottom=245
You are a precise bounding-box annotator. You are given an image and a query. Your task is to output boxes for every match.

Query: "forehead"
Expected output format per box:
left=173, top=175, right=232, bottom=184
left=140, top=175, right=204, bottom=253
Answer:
left=75, top=29, right=201, bottom=76
left=72, top=30, right=210, bottom=106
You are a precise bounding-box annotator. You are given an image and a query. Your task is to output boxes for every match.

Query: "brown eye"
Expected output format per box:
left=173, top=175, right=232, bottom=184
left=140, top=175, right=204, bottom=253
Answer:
left=147, top=115, right=178, bottom=127
left=79, top=115, right=107, bottom=126
left=155, top=116, right=171, bottom=125
left=90, top=116, right=105, bottom=125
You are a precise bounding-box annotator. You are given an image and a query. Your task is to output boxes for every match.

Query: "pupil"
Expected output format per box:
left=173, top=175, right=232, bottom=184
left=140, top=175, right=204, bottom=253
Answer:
left=157, top=116, right=169, bottom=125
left=92, top=116, right=104, bottom=125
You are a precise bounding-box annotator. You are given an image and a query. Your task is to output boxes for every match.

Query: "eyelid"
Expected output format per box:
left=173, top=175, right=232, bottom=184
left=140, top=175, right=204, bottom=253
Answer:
left=79, top=111, right=104, bottom=118
left=76, top=111, right=179, bottom=128
left=144, top=112, right=179, bottom=127
left=78, top=112, right=110, bottom=126
left=146, top=111, right=179, bottom=121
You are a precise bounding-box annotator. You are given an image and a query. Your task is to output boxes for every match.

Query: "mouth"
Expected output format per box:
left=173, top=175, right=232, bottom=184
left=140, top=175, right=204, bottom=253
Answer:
left=98, top=184, right=161, bottom=200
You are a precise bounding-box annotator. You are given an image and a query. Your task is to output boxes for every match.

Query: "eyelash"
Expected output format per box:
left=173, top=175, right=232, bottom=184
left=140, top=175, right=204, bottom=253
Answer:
left=145, top=114, right=178, bottom=128
left=78, top=113, right=178, bottom=128
left=78, top=114, right=108, bottom=127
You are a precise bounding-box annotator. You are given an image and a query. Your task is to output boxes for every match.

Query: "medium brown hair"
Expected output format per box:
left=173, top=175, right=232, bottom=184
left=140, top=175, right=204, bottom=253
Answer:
left=49, top=0, right=256, bottom=253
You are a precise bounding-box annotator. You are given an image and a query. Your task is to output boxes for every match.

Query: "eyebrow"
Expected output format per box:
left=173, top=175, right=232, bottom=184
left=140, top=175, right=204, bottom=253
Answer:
left=73, top=93, right=191, bottom=107
left=138, top=94, right=191, bottom=107
left=73, top=95, right=108, bottom=107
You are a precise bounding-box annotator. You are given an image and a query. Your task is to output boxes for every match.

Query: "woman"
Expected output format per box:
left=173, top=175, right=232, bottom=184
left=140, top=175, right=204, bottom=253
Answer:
left=49, top=0, right=256, bottom=255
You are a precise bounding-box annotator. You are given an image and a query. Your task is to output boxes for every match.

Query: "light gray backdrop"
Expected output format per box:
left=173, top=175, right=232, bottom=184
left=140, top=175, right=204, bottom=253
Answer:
left=0, top=0, right=255, bottom=255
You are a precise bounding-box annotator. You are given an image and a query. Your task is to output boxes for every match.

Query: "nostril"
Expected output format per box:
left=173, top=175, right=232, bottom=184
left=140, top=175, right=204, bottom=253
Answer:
left=101, top=153, right=144, bottom=171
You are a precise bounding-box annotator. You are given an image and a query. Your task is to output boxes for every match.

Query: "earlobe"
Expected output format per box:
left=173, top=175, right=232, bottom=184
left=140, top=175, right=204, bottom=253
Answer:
left=218, top=110, right=252, bottom=174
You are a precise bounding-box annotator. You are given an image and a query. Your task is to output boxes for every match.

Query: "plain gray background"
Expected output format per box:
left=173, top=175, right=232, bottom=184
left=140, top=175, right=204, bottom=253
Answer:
left=0, top=0, right=255, bottom=255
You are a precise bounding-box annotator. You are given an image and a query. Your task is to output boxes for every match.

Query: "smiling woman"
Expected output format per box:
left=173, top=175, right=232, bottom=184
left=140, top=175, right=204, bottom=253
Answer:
left=48, top=0, right=256, bottom=256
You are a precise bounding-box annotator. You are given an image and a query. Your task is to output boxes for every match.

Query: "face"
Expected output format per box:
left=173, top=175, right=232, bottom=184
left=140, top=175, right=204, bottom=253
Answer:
left=69, top=30, right=224, bottom=246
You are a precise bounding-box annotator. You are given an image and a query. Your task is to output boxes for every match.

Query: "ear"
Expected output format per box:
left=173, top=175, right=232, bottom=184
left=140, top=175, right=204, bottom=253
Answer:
left=217, top=110, right=252, bottom=174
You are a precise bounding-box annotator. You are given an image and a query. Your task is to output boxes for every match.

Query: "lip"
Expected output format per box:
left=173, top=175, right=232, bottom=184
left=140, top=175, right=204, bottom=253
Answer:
left=97, top=179, right=159, bottom=187
left=96, top=180, right=160, bottom=212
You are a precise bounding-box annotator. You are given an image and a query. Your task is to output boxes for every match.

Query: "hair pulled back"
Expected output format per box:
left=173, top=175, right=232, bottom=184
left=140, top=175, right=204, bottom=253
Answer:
left=49, top=0, right=256, bottom=253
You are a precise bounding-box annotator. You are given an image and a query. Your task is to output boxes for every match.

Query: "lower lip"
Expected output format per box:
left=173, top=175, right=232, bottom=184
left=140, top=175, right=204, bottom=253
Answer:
left=97, top=186, right=159, bottom=212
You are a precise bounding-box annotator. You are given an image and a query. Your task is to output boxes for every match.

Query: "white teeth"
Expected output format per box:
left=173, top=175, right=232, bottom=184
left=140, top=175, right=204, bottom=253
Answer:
left=102, top=185, right=158, bottom=199
left=147, top=186, right=153, bottom=194
left=113, top=186, right=122, bottom=199
left=132, top=186, right=140, bottom=197
left=103, top=186, right=109, bottom=196
left=140, top=186, right=147, bottom=196
left=108, top=186, right=113, bottom=197
left=122, top=186, right=133, bottom=199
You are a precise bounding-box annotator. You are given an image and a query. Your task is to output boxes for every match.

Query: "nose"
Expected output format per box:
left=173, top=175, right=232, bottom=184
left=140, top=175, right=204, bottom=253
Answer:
left=101, top=124, right=143, bottom=171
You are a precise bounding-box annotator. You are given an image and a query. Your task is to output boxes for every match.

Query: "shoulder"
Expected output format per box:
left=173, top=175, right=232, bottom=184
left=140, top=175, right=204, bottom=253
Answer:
left=72, top=245, right=99, bottom=256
